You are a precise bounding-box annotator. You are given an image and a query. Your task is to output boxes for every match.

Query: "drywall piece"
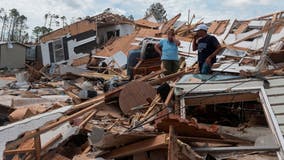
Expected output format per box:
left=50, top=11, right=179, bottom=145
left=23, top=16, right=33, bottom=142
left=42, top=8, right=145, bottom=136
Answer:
left=248, top=20, right=267, bottom=28
left=40, top=122, right=78, bottom=152
left=59, top=64, right=91, bottom=75
left=112, top=51, right=127, bottom=68
left=0, top=79, right=13, bottom=89
left=225, top=29, right=260, bottom=44
left=103, top=51, right=127, bottom=68
left=0, top=95, right=18, bottom=107
left=12, top=95, right=70, bottom=108
left=0, top=105, right=72, bottom=160
left=221, top=48, right=247, bottom=57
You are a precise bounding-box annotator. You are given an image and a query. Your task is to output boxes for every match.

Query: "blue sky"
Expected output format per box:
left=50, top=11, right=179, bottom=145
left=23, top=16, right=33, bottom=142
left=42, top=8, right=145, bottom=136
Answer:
left=1, top=0, right=284, bottom=36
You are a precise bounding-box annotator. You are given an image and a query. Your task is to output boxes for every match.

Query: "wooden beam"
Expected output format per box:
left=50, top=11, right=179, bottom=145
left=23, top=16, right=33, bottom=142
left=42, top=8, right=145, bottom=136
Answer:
left=4, top=148, right=35, bottom=155
left=79, top=110, right=97, bottom=129
left=24, top=134, right=63, bottom=160
left=168, top=125, right=177, bottom=160
left=178, top=136, right=253, bottom=145
left=184, top=92, right=258, bottom=106
left=104, top=134, right=168, bottom=159
left=34, top=132, right=41, bottom=160
left=150, top=70, right=185, bottom=85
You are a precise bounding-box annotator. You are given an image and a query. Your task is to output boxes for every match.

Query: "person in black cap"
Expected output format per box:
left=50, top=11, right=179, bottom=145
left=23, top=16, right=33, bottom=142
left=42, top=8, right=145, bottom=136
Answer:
left=192, top=24, right=222, bottom=74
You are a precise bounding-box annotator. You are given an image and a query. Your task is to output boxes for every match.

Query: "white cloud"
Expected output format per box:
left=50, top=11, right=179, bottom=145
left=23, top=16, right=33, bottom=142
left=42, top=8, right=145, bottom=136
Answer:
left=1, top=0, right=283, bottom=39
left=223, top=0, right=271, bottom=7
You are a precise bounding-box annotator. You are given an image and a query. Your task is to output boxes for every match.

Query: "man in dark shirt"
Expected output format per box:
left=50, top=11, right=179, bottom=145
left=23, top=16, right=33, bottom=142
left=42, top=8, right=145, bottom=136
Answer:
left=192, top=24, right=222, bottom=74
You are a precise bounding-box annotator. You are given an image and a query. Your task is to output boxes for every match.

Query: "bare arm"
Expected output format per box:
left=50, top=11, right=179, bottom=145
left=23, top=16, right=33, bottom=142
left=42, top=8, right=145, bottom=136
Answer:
left=154, top=43, right=162, bottom=56
left=205, top=45, right=223, bottom=65
left=173, top=37, right=181, bottom=46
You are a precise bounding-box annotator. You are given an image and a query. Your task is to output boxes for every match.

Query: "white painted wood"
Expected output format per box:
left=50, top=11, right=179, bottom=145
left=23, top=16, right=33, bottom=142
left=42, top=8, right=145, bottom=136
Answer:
left=268, top=79, right=284, bottom=87
left=272, top=105, right=284, bottom=115
left=266, top=87, right=284, bottom=96
left=269, top=96, right=284, bottom=105
left=0, top=105, right=72, bottom=160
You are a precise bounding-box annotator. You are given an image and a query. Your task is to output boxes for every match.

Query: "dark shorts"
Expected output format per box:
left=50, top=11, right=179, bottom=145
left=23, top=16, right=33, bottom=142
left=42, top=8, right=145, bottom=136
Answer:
left=162, top=60, right=179, bottom=75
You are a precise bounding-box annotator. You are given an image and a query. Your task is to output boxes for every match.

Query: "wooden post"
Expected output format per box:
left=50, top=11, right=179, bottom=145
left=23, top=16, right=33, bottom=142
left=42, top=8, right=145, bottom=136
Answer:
left=34, top=130, right=41, bottom=160
left=4, top=148, right=35, bottom=155
left=168, top=125, right=177, bottom=160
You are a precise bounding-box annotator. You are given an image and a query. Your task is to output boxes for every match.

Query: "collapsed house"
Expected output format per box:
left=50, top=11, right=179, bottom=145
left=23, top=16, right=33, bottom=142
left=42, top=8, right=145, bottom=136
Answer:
left=0, top=10, right=284, bottom=160
left=39, top=12, right=134, bottom=65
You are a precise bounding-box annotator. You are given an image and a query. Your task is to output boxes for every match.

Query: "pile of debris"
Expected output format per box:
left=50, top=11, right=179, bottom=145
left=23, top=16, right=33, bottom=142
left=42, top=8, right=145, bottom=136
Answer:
left=0, top=11, right=284, bottom=160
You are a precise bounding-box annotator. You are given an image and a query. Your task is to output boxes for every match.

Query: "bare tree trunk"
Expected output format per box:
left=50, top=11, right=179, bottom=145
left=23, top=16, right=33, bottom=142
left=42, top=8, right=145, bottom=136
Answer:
left=11, top=17, right=18, bottom=41
left=0, top=19, right=5, bottom=41
left=49, top=17, right=53, bottom=29
left=1, top=20, right=7, bottom=41
left=7, top=18, right=13, bottom=41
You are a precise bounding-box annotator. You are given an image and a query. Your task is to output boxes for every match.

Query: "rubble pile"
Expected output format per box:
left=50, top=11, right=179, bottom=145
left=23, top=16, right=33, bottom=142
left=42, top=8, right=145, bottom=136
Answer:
left=0, top=11, right=284, bottom=160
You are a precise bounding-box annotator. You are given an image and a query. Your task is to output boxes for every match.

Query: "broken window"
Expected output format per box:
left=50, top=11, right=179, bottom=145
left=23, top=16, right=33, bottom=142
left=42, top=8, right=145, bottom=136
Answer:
left=107, top=30, right=120, bottom=40
left=53, top=39, right=65, bottom=62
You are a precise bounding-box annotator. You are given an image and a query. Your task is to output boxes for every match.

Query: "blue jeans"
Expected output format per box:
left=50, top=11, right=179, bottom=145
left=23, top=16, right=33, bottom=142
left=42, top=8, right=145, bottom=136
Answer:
left=127, top=49, right=141, bottom=79
left=200, top=63, right=211, bottom=74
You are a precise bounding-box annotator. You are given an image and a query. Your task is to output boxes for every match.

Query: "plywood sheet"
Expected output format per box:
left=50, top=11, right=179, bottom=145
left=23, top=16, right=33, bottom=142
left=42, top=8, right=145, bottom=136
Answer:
left=119, top=81, right=156, bottom=115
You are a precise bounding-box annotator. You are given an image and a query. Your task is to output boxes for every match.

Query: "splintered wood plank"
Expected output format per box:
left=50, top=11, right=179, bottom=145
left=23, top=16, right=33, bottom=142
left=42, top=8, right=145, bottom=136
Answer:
left=119, top=81, right=156, bottom=115
left=104, top=134, right=168, bottom=159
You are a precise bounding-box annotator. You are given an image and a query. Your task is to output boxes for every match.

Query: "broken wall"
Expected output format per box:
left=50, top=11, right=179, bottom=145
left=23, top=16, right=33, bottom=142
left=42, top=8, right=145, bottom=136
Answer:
left=96, top=24, right=134, bottom=45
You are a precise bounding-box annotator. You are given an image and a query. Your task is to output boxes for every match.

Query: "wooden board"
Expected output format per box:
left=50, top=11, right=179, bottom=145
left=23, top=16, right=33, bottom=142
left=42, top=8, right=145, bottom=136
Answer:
left=104, top=134, right=168, bottom=159
left=119, top=81, right=156, bottom=115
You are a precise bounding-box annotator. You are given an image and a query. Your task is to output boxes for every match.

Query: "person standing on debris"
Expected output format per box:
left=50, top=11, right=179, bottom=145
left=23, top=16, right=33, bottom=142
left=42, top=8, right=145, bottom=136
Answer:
left=192, top=24, right=222, bottom=74
left=155, top=29, right=181, bottom=75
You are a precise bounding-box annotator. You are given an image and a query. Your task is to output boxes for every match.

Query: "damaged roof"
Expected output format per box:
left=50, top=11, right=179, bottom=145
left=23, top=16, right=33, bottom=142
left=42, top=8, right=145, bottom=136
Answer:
left=40, top=12, right=133, bottom=43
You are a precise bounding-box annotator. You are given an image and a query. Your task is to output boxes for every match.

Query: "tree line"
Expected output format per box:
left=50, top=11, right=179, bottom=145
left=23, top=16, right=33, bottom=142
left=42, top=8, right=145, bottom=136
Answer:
left=0, top=8, right=28, bottom=43
left=0, top=3, right=167, bottom=43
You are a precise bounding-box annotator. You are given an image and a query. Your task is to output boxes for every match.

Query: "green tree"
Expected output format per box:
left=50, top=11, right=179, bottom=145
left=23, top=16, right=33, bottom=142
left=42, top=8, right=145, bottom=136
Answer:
left=128, top=15, right=134, bottom=21
left=16, top=15, right=27, bottom=41
left=145, top=3, right=167, bottom=23
left=44, top=13, right=49, bottom=27
left=49, top=14, right=59, bottom=29
left=60, top=16, right=66, bottom=27
left=32, top=26, right=41, bottom=43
